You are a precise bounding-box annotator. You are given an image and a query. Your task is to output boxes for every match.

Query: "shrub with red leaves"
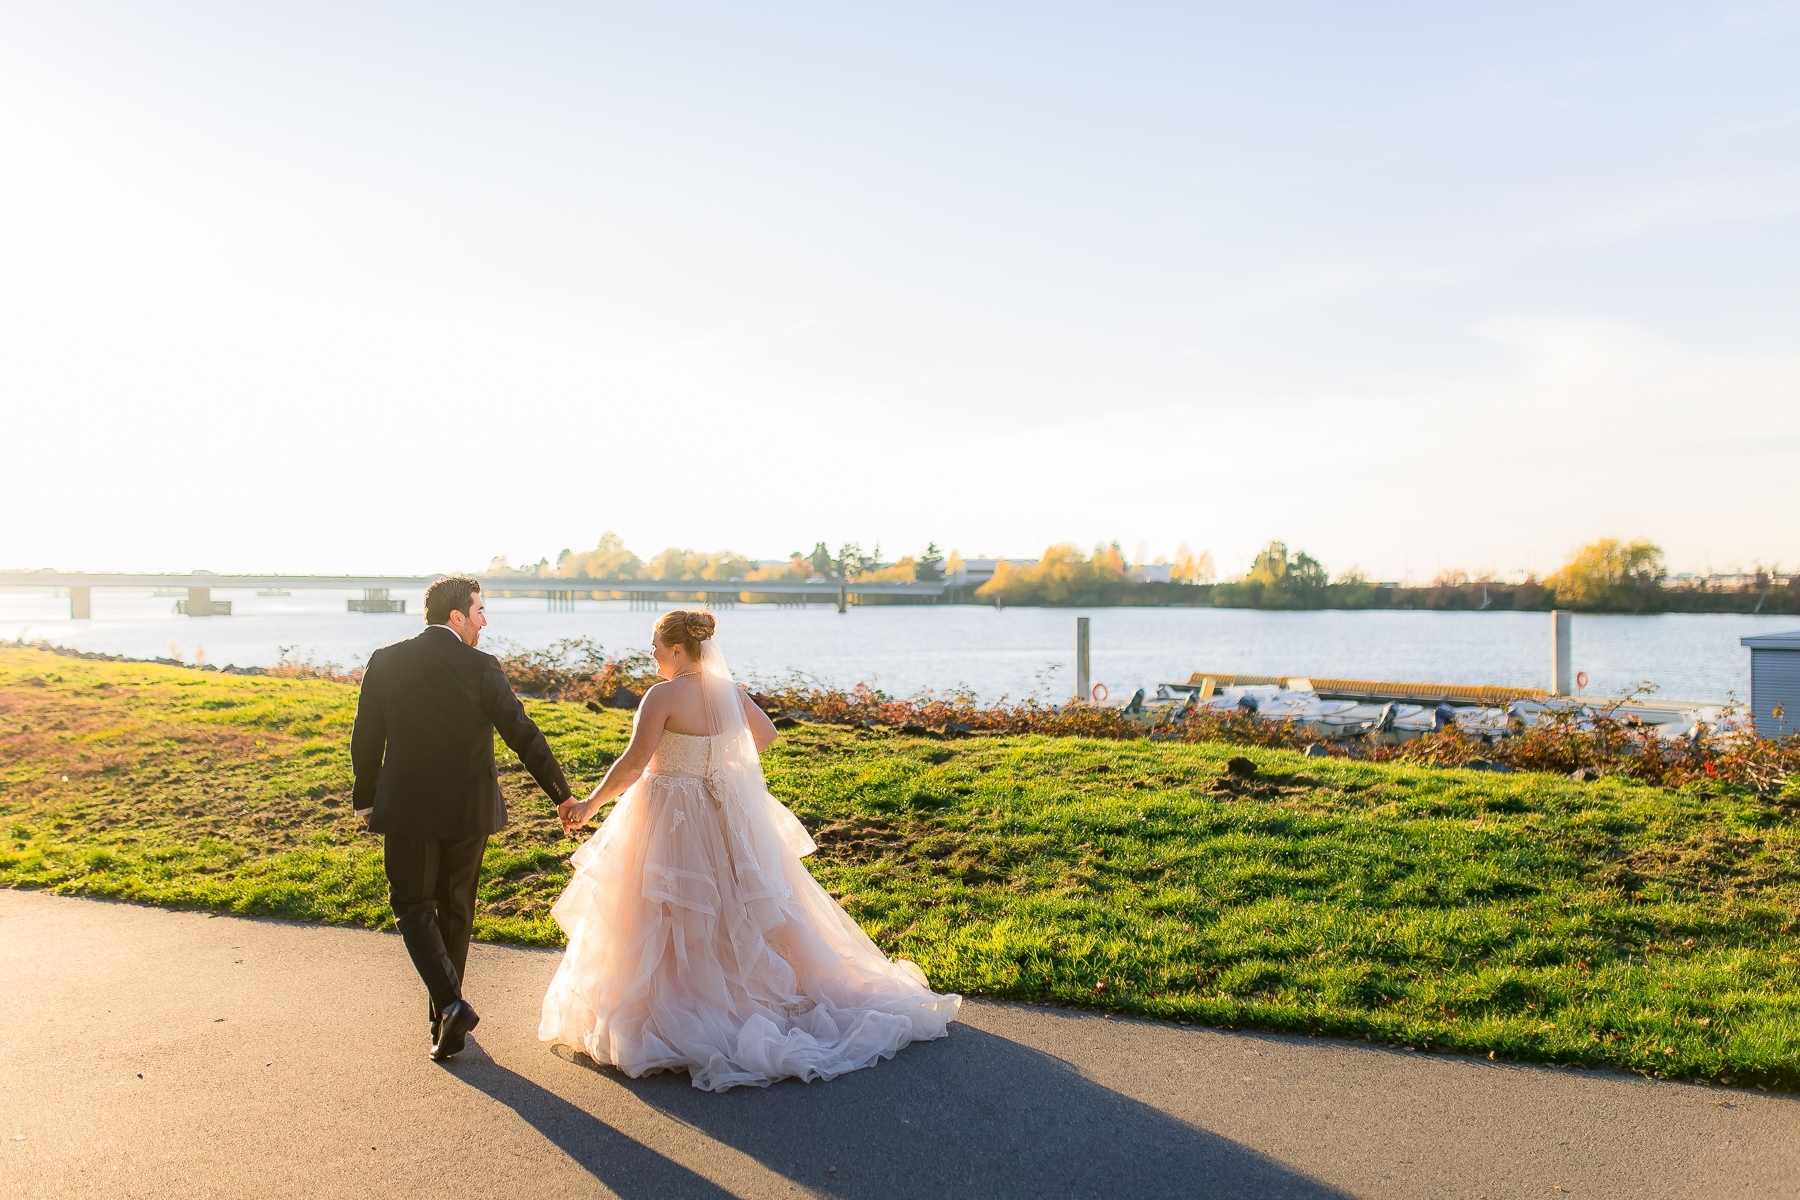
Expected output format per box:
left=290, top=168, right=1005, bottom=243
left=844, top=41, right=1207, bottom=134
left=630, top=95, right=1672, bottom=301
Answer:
left=1393, top=704, right=1800, bottom=792
left=491, top=637, right=658, bottom=702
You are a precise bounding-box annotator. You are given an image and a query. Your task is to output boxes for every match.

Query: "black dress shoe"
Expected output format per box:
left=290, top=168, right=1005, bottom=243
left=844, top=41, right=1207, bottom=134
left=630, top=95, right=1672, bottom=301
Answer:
left=429, top=1000, right=479, bottom=1061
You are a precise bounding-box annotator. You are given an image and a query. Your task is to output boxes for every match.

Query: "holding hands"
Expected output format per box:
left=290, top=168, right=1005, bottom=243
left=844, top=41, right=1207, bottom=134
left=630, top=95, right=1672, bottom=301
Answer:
left=558, top=792, right=598, bottom=838
left=554, top=617, right=778, bottom=843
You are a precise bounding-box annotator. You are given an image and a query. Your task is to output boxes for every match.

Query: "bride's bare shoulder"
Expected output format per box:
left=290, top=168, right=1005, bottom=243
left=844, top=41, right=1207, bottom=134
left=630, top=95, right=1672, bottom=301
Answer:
left=640, top=674, right=701, bottom=701
left=640, top=674, right=708, bottom=733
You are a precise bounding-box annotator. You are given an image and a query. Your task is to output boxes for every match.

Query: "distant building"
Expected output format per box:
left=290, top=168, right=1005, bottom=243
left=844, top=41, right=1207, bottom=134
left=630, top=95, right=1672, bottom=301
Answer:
left=1131, top=563, right=1175, bottom=584
left=948, top=558, right=1040, bottom=589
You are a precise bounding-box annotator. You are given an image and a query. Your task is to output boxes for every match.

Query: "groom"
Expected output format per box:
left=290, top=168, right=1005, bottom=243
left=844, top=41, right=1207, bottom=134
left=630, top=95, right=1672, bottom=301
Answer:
left=351, top=576, right=574, bottom=1060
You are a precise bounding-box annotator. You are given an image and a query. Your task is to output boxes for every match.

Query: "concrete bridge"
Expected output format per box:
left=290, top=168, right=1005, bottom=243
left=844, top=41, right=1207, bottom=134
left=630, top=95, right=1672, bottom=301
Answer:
left=0, top=571, right=948, bottom=618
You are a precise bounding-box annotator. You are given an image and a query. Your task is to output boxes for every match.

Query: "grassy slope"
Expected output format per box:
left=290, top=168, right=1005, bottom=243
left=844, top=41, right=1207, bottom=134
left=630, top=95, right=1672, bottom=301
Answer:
left=3, top=648, right=1797, bottom=1086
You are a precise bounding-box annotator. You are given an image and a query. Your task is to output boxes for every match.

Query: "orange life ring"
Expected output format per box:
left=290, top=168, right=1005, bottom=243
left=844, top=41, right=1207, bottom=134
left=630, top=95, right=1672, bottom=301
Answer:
left=1091, top=683, right=1108, bottom=702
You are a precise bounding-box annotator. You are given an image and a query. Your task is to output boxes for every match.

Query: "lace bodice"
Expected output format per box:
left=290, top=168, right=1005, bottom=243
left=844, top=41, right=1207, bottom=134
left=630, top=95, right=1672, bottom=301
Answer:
left=647, top=730, right=714, bottom=778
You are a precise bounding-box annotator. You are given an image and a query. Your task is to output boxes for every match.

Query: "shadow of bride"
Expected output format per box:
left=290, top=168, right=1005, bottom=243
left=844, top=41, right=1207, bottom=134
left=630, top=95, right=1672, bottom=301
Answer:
left=445, top=1043, right=738, bottom=1200
left=562, top=1021, right=1351, bottom=1199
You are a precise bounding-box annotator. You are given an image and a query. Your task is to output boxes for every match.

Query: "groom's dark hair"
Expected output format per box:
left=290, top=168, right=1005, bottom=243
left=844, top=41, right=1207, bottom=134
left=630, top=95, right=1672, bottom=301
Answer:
left=425, top=577, right=482, bottom=626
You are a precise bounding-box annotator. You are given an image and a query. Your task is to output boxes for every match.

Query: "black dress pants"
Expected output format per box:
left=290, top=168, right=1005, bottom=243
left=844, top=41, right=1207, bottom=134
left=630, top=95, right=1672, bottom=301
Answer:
left=383, top=834, right=488, bottom=1027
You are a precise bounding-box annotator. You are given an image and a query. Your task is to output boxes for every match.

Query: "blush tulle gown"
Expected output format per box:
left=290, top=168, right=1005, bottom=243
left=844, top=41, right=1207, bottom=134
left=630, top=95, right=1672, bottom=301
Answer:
left=538, top=646, right=959, bottom=1091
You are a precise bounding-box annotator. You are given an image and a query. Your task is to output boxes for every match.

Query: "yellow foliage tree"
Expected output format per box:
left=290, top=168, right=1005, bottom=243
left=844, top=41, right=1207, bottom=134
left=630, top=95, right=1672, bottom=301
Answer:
left=976, top=558, right=1035, bottom=604
left=1546, top=538, right=1665, bottom=608
left=557, top=531, right=643, bottom=580
left=859, top=557, right=918, bottom=583
left=745, top=555, right=813, bottom=582
left=1172, top=544, right=1215, bottom=584
left=976, top=544, right=1130, bottom=605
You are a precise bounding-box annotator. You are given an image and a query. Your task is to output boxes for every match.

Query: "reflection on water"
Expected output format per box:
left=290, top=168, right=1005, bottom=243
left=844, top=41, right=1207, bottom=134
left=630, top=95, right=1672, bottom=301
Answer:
left=1, top=589, right=1790, bottom=703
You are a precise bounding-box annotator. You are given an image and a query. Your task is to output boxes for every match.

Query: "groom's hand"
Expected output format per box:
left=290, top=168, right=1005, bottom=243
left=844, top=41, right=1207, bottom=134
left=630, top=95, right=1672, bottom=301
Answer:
left=557, top=798, right=580, bottom=836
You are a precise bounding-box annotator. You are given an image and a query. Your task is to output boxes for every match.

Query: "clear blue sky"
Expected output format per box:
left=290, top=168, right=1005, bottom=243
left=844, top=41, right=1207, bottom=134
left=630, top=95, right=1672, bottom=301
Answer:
left=3, top=3, right=1797, bottom=580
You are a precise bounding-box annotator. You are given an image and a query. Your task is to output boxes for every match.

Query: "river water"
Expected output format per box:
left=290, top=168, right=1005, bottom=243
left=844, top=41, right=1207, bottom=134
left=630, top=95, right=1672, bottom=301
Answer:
left=2, top=589, right=1790, bottom=704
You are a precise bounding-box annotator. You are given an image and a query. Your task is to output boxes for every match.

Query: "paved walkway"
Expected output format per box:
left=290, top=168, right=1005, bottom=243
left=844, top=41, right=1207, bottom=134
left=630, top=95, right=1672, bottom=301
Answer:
left=2, top=889, right=1795, bottom=1199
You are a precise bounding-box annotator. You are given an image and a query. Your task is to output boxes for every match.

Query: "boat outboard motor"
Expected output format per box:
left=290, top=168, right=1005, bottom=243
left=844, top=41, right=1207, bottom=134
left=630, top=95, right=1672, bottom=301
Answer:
left=1154, top=684, right=1171, bottom=700
left=1124, top=688, right=1146, bottom=715
left=1374, top=702, right=1397, bottom=733
left=1433, top=703, right=1456, bottom=732
left=1236, top=693, right=1260, bottom=715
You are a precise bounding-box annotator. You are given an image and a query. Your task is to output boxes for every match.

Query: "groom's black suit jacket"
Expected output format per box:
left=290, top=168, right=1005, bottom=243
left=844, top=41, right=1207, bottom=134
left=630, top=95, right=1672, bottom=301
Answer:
left=351, top=626, right=572, bottom=837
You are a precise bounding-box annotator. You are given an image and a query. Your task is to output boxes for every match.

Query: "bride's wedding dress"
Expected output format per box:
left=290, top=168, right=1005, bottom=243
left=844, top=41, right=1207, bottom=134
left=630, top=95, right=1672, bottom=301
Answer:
left=539, top=642, right=959, bottom=1091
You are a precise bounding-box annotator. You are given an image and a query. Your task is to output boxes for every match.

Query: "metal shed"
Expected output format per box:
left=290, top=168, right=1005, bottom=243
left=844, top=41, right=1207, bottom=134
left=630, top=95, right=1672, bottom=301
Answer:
left=1740, top=630, right=1800, bottom=737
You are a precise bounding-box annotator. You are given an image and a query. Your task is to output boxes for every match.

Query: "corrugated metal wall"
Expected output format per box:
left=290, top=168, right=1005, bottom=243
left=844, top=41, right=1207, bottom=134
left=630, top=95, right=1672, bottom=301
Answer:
left=1750, top=648, right=1800, bottom=736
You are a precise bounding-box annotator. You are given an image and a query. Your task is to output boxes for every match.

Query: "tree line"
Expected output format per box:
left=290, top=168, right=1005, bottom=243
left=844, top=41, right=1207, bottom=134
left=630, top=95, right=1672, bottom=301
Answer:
left=978, top=537, right=1798, bottom=614
left=489, top=533, right=949, bottom=585
left=488, top=534, right=1798, bottom=614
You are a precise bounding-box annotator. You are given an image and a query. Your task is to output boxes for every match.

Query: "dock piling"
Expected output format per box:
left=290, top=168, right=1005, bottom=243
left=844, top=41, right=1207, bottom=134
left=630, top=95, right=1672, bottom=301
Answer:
left=1075, top=616, right=1091, bottom=703
left=1551, top=610, right=1572, bottom=696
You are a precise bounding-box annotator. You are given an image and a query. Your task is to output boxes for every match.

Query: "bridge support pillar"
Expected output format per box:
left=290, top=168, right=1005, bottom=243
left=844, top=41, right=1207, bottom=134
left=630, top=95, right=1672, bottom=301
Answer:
left=69, top=586, right=91, bottom=619
left=179, top=587, right=231, bottom=617
left=348, top=588, right=405, bottom=614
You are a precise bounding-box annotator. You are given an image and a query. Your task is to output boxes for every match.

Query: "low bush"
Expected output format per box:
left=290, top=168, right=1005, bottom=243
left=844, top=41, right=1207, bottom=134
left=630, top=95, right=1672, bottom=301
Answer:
left=743, top=679, right=1799, bottom=794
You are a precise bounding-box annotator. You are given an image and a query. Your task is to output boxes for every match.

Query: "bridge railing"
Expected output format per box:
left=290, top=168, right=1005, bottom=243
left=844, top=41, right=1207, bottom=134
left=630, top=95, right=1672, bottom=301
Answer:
left=0, top=571, right=948, bottom=617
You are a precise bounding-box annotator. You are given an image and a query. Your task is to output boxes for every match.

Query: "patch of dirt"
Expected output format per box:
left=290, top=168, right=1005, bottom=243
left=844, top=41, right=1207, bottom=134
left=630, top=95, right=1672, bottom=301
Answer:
left=1596, top=828, right=1800, bottom=897
left=812, top=814, right=912, bottom=864
left=810, top=813, right=1020, bottom=888
left=1207, top=770, right=1324, bottom=802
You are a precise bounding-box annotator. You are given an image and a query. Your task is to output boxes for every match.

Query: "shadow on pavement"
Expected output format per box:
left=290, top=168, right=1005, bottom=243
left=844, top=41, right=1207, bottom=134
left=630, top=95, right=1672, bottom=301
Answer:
left=556, top=1022, right=1350, bottom=1199
left=445, top=1041, right=738, bottom=1200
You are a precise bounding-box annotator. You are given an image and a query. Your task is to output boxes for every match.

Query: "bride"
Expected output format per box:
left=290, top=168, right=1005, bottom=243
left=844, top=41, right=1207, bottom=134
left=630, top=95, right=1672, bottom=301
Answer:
left=539, top=610, right=960, bottom=1091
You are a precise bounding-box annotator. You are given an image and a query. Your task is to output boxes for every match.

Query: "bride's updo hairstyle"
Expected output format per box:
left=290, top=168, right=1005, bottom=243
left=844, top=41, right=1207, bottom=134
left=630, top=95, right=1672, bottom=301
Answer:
left=655, top=609, right=716, bottom=660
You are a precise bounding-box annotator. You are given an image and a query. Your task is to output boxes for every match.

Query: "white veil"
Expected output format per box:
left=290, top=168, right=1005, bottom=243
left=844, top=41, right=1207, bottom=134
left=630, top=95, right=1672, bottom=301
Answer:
left=699, top=638, right=816, bottom=860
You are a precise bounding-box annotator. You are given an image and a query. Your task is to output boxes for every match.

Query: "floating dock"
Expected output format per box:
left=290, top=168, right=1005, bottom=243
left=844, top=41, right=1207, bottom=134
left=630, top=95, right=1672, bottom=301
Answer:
left=1133, top=672, right=1731, bottom=744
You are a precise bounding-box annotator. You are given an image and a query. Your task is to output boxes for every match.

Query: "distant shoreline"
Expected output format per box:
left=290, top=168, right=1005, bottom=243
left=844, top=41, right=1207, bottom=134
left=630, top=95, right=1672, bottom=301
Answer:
left=482, top=577, right=1799, bottom=617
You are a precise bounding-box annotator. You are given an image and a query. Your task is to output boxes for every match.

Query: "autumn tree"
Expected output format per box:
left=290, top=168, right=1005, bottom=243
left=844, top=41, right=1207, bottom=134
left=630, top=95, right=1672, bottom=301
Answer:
left=1246, top=541, right=1328, bottom=591
left=746, top=555, right=814, bottom=582
left=1172, top=544, right=1216, bottom=584
left=557, top=531, right=644, bottom=580
left=975, top=543, right=1130, bottom=606
left=1207, top=540, right=1331, bottom=608
left=1546, top=538, right=1666, bottom=609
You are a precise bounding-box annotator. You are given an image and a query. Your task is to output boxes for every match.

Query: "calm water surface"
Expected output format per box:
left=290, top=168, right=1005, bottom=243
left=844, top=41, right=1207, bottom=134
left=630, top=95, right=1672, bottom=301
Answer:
left=2, top=589, right=1791, bottom=704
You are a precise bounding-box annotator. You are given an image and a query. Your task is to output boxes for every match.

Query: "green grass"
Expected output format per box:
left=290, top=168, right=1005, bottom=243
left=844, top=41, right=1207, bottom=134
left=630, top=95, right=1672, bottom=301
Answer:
left=3, top=647, right=1798, bottom=1087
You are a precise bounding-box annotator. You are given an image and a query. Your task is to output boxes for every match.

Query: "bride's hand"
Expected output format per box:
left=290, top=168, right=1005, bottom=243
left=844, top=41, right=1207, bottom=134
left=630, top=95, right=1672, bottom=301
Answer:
left=557, top=797, right=587, bottom=838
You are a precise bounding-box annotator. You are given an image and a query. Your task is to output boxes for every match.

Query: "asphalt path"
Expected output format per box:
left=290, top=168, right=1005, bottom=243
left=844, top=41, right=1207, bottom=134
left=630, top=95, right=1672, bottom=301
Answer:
left=3, top=889, right=1795, bottom=1199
